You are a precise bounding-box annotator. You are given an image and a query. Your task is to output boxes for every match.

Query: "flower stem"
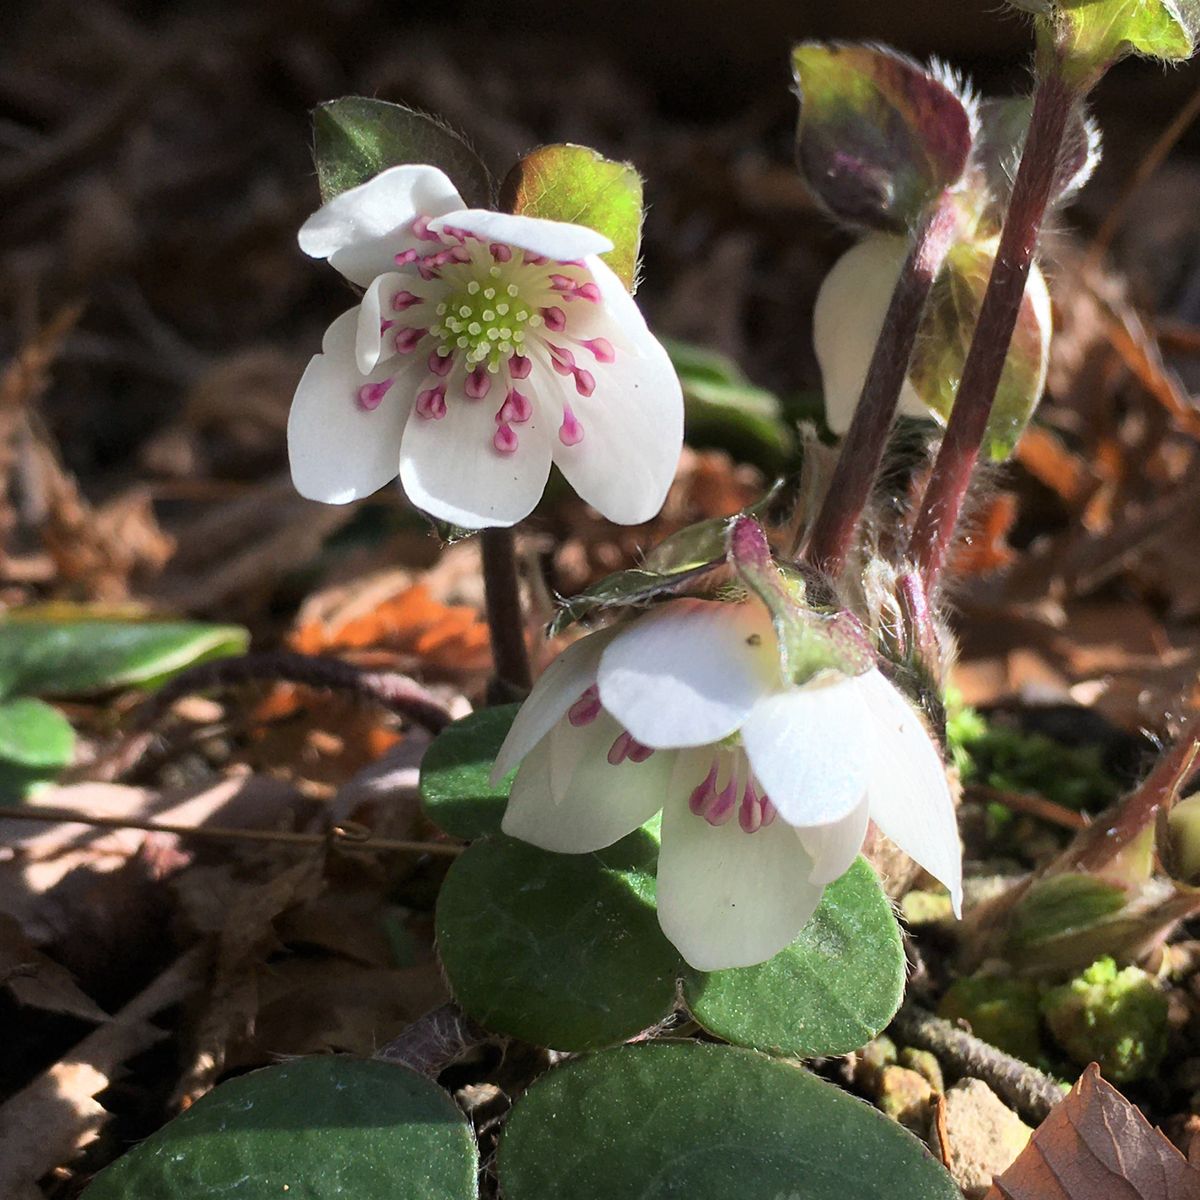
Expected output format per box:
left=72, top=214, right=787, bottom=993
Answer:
left=802, top=195, right=959, bottom=575
left=909, top=65, right=1077, bottom=592
left=481, top=526, right=532, bottom=697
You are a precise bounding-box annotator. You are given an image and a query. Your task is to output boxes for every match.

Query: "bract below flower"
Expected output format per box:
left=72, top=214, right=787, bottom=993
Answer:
left=492, top=596, right=962, bottom=971
left=289, top=164, right=684, bottom=528
left=813, top=232, right=1051, bottom=436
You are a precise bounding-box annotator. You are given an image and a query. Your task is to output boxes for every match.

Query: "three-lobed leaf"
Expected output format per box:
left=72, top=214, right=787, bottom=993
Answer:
left=792, top=42, right=974, bottom=231
left=499, top=1042, right=961, bottom=1200
left=499, top=144, right=644, bottom=290
left=313, top=96, right=493, bottom=207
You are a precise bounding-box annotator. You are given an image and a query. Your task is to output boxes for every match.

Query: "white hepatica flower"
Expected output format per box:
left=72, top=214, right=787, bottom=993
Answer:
left=493, top=597, right=962, bottom=971
left=813, top=232, right=1051, bottom=436
left=289, top=164, right=683, bottom=528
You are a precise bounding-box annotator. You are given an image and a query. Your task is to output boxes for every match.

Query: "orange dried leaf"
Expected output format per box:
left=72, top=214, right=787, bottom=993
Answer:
left=985, top=1064, right=1200, bottom=1200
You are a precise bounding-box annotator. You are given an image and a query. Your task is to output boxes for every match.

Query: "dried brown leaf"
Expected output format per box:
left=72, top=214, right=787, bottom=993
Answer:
left=0, top=912, right=109, bottom=1022
left=985, top=1064, right=1200, bottom=1200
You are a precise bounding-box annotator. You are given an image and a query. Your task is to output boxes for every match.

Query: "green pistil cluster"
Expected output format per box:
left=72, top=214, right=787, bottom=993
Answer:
left=430, top=267, right=543, bottom=373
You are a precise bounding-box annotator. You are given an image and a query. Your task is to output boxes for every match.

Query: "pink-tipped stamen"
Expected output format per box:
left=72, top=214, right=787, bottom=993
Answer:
left=490, top=243, right=512, bottom=262
left=509, top=354, right=532, bottom=379
left=411, top=215, right=441, bottom=242
left=559, top=404, right=584, bottom=446
left=498, top=388, right=532, bottom=425
left=626, top=739, right=655, bottom=764
left=548, top=345, right=575, bottom=376
left=394, top=327, right=426, bottom=354
left=392, top=290, right=423, bottom=311
left=581, top=337, right=616, bottom=363
left=415, top=386, right=447, bottom=419
left=688, top=763, right=720, bottom=816
left=428, top=349, right=455, bottom=377
left=573, top=368, right=595, bottom=397
left=493, top=423, right=518, bottom=454
left=607, top=731, right=635, bottom=766
left=568, top=685, right=602, bottom=727
left=394, top=248, right=419, bottom=267
left=541, top=305, right=566, bottom=332
left=465, top=367, right=491, bottom=400
left=357, top=379, right=392, bottom=411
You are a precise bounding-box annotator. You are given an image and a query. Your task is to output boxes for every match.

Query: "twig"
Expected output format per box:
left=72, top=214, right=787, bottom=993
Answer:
left=374, top=1002, right=491, bottom=1075
left=966, top=784, right=1090, bottom=831
left=890, top=1002, right=1064, bottom=1124
left=0, top=805, right=464, bottom=857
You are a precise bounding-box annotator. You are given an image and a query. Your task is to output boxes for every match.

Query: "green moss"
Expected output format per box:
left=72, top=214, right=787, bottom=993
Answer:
left=939, top=974, right=1044, bottom=1063
left=1040, top=956, right=1168, bottom=1083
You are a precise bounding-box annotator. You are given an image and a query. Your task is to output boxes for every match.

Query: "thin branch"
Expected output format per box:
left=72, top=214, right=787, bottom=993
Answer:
left=481, top=526, right=532, bottom=697
left=2, top=804, right=464, bottom=857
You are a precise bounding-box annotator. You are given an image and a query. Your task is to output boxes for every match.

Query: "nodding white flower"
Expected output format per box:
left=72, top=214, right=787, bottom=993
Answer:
left=813, top=232, right=1051, bottom=437
left=289, top=165, right=684, bottom=528
left=492, top=596, right=962, bottom=971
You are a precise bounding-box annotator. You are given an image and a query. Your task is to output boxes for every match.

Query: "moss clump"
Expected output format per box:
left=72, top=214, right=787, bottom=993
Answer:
left=1040, top=956, right=1168, bottom=1083
left=939, top=975, right=1043, bottom=1064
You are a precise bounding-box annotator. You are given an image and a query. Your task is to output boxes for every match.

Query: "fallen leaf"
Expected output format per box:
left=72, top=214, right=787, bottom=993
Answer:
left=0, top=912, right=109, bottom=1023
left=985, top=1064, right=1200, bottom=1200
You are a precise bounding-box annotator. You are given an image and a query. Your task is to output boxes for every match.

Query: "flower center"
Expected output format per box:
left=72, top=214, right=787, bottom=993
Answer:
left=687, top=748, right=777, bottom=835
left=357, top=218, right=618, bottom=458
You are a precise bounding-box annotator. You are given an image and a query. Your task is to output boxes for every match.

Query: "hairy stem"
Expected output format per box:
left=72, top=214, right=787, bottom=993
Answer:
left=481, top=526, right=532, bottom=697
left=802, top=195, right=959, bottom=574
left=909, top=66, right=1076, bottom=591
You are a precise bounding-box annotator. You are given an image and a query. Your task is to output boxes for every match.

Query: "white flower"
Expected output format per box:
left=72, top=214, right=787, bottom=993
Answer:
left=813, top=232, right=1051, bottom=436
left=289, top=164, right=684, bottom=528
left=492, top=596, right=962, bottom=971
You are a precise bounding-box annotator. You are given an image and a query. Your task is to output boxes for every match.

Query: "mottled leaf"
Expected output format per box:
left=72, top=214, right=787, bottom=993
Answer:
left=792, top=42, right=974, bottom=231
left=500, top=144, right=643, bottom=289
left=313, top=96, right=493, bottom=207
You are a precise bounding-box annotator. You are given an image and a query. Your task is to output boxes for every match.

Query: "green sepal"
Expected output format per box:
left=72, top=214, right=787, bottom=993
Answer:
left=725, top=516, right=874, bottom=684
left=313, top=96, right=493, bottom=207
left=907, top=240, right=1050, bottom=460
left=792, top=42, right=974, bottom=232
left=500, top=144, right=643, bottom=290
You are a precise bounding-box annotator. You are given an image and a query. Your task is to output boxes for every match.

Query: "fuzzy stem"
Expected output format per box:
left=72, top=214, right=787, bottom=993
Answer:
left=481, top=526, right=532, bottom=696
left=802, top=195, right=959, bottom=573
left=909, top=66, right=1077, bottom=591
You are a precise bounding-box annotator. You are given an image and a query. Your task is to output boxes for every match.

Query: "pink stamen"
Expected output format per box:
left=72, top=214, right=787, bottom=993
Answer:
left=523, top=251, right=548, bottom=266
left=573, top=368, right=596, bottom=397
left=394, top=327, right=426, bottom=354
left=465, top=367, right=491, bottom=400
left=548, top=274, right=576, bottom=292
left=568, top=685, right=602, bottom=727
left=415, top=386, right=447, bottom=419
left=380, top=318, right=397, bottom=334
left=688, top=764, right=720, bottom=816
left=707, top=778, right=738, bottom=826
left=541, top=305, right=566, bottom=332
left=581, top=337, right=615, bottom=363
left=760, top=796, right=778, bottom=828
left=394, top=249, right=418, bottom=267
left=509, top=354, right=532, bottom=379
left=392, top=290, right=422, bottom=311
left=559, top=404, right=584, bottom=446
left=493, top=422, right=518, bottom=455
left=576, top=282, right=601, bottom=303
left=739, top=779, right=764, bottom=834
left=411, top=215, right=441, bottom=242
left=607, top=731, right=634, bottom=766
left=357, top=379, right=392, bottom=411
left=490, top=243, right=512, bottom=262
left=548, top=345, right=575, bottom=376
left=428, top=350, right=454, bottom=377
left=627, top=739, right=655, bottom=764
left=498, top=388, right=532, bottom=424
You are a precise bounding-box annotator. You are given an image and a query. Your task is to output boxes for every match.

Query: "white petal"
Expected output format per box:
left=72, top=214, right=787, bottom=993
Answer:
left=356, top=273, right=427, bottom=374
left=597, top=600, right=778, bottom=749
left=856, top=669, right=962, bottom=915
left=657, top=753, right=824, bottom=971
left=491, top=628, right=616, bottom=782
left=398, top=378, right=553, bottom=528
left=299, top=165, right=465, bottom=287
left=288, top=308, right=419, bottom=504
left=796, top=794, right=871, bottom=886
left=542, top=260, right=684, bottom=525
left=813, top=235, right=930, bottom=436
left=428, top=209, right=612, bottom=261
left=501, top=714, right=671, bottom=853
left=740, top=675, right=873, bottom=827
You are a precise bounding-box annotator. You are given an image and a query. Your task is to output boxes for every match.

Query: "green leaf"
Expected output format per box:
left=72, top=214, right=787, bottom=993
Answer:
left=792, top=42, right=974, bottom=232
left=1048, top=1, right=1199, bottom=84
left=726, top=516, right=875, bottom=683
left=436, top=832, right=682, bottom=1050
left=0, top=697, right=75, bottom=803
left=683, top=858, right=905, bottom=1057
left=0, top=617, right=250, bottom=700
left=666, top=339, right=791, bottom=471
left=313, top=97, right=493, bottom=207
left=498, top=1042, right=960, bottom=1200
left=81, top=1056, right=478, bottom=1199
left=419, top=704, right=521, bottom=839
left=906, top=240, right=1050, bottom=459
left=500, top=144, right=643, bottom=290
